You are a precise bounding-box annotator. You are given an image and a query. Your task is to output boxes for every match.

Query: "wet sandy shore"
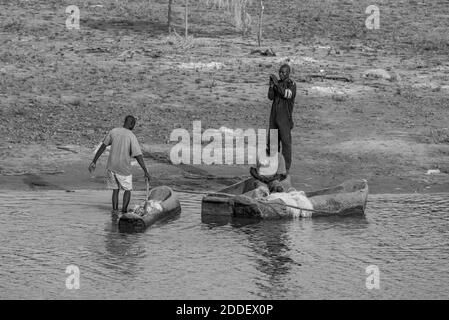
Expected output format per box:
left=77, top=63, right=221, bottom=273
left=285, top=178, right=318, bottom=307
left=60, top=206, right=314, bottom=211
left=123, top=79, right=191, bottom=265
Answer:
left=1, top=143, right=449, bottom=194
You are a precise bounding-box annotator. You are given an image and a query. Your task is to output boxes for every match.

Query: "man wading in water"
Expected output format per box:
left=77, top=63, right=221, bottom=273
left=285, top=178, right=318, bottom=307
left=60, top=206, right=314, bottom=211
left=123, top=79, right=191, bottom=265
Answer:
left=267, top=64, right=297, bottom=176
left=89, top=115, right=151, bottom=214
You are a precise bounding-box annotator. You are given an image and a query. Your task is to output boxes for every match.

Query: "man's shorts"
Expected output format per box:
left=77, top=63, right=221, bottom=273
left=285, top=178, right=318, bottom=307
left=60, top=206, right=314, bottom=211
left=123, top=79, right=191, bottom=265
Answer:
left=106, top=170, right=132, bottom=191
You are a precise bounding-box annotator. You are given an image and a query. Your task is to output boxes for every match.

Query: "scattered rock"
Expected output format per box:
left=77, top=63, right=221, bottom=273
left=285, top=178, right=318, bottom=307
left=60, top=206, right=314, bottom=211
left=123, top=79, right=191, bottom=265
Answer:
left=143, top=93, right=161, bottom=101
left=250, top=48, right=276, bottom=57
left=326, top=46, right=340, bottom=55
left=60, top=95, right=82, bottom=106
left=118, top=50, right=135, bottom=61
left=179, top=62, right=225, bottom=71
left=362, top=69, right=392, bottom=81
left=387, top=69, right=401, bottom=82
left=103, top=89, right=114, bottom=96
left=0, top=65, right=33, bottom=79
left=332, top=93, right=348, bottom=102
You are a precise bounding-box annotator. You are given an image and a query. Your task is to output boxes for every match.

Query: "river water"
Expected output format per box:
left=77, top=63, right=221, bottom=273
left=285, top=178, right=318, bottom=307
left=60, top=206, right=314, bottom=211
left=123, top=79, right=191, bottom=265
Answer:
left=0, top=190, right=448, bottom=299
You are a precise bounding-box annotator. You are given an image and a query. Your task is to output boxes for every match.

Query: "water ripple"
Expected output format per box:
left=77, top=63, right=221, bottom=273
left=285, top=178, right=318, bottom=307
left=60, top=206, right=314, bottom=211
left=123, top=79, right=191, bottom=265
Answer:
left=0, top=190, right=448, bottom=299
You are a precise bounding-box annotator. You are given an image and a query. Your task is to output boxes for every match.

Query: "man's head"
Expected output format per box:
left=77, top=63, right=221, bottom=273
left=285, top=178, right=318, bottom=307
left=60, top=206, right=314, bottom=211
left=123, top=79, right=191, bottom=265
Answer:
left=123, top=115, right=136, bottom=130
left=279, top=64, right=291, bottom=81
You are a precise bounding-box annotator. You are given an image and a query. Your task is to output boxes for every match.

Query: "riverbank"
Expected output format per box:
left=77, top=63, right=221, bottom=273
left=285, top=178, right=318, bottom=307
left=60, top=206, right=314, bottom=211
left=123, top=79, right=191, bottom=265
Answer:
left=1, top=0, right=448, bottom=194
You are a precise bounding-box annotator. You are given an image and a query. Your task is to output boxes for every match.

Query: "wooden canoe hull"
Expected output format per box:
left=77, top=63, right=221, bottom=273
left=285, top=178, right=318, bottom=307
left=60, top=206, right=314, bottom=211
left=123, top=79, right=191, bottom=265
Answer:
left=118, top=186, right=181, bottom=232
left=201, top=178, right=368, bottom=219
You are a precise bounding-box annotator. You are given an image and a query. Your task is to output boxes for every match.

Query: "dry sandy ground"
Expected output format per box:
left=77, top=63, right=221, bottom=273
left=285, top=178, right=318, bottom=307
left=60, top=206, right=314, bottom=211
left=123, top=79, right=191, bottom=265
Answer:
left=0, top=0, right=448, bottom=194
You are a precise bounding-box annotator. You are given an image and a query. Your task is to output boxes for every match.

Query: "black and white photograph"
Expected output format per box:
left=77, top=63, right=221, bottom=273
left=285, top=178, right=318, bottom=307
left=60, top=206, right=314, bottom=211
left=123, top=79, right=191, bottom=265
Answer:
left=0, top=0, right=448, bottom=303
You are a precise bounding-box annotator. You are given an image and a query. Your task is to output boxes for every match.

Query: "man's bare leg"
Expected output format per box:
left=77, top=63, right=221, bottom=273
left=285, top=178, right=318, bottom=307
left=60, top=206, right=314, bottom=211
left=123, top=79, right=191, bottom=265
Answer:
left=112, top=189, right=119, bottom=212
left=111, top=189, right=120, bottom=217
left=122, top=190, right=131, bottom=213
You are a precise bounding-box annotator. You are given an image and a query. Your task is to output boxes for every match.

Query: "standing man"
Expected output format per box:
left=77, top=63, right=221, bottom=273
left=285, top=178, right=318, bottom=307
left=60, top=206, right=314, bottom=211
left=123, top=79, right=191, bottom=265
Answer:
left=89, top=115, right=151, bottom=214
left=267, top=64, right=296, bottom=175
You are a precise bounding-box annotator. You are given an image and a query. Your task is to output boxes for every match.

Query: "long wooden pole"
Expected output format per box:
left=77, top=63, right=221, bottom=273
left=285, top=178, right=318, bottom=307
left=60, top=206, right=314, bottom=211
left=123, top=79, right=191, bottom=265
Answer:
left=258, top=0, right=264, bottom=47
left=185, top=0, right=188, bottom=39
left=168, top=0, right=173, bottom=33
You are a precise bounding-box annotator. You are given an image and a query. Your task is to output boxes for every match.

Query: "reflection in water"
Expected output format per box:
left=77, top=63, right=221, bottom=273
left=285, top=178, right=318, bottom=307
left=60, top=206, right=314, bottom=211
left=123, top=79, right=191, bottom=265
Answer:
left=202, top=216, right=295, bottom=297
left=101, top=213, right=183, bottom=280
left=240, top=220, right=293, bottom=298
left=204, top=214, right=369, bottom=298
left=102, top=216, right=143, bottom=277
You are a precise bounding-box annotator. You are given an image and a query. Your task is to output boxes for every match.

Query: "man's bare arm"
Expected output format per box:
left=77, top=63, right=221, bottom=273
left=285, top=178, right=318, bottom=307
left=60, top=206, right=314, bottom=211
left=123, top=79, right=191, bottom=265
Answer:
left=135, top=155, right=151, bottom=181
left=93, top=144, right=107, bottom=163
left=89, top=143, right=107, bottom=173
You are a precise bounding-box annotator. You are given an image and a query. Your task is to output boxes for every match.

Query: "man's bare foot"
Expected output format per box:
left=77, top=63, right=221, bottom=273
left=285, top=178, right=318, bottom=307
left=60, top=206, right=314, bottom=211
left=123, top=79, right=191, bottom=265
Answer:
left=111, top=209, right=120, bottom=215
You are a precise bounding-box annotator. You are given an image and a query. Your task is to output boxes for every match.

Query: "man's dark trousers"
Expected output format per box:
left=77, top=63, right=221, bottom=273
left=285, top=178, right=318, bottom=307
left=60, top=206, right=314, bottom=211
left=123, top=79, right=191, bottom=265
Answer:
left=267, top=79, right=296, bottom=173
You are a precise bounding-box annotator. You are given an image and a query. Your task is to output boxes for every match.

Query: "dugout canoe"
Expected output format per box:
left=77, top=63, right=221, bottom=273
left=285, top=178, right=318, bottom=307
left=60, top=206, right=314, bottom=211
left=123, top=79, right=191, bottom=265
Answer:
left=118, top=186, right=181, bottom=232
left=201, top=178, right=368, bottom=219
